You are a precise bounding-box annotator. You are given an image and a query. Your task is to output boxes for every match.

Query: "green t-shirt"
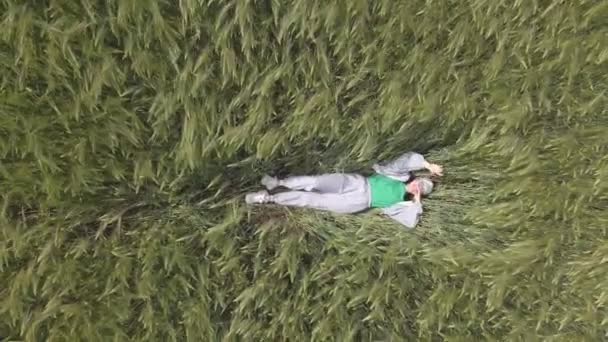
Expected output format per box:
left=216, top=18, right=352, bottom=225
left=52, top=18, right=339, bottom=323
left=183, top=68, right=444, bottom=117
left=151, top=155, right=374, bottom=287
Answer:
left=367, top=174, right=406, bottom=208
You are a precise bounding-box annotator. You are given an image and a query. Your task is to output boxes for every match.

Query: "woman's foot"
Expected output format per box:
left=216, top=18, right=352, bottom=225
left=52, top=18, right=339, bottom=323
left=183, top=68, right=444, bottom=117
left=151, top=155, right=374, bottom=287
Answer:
left=261, top=175, right=280, bottom=190
left=245, top=190, right=271, bottom=204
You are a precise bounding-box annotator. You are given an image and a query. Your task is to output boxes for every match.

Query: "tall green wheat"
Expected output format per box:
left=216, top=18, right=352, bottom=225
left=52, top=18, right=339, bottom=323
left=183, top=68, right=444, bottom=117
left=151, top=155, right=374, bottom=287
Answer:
left=1, top=0, right=607, bottom=340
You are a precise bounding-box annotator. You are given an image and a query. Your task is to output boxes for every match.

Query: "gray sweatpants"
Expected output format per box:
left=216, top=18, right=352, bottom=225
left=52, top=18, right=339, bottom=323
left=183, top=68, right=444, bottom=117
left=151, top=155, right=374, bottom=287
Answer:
left=270, top=173, right=370, bottom=214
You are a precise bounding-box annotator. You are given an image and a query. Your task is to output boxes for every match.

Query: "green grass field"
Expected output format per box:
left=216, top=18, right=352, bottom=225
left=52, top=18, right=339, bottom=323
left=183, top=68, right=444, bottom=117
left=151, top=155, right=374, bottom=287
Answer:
left=1, top=0, right=607, bottom=340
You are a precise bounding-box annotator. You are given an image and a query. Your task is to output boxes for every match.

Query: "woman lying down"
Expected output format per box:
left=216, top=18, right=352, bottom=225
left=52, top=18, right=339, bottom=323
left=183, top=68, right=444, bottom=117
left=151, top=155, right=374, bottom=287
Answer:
left=245, top=152, right=443, bottom=228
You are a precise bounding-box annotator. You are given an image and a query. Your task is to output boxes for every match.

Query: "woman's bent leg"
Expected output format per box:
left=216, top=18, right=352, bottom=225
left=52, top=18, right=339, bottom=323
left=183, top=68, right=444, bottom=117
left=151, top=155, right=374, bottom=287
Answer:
left=280, top=173, right=363, bottom=194
left=270, top=191, right=369, bottom=214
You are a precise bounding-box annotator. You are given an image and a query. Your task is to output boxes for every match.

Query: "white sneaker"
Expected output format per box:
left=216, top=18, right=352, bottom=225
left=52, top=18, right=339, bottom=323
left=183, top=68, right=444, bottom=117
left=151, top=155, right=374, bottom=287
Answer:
left=261, top=175, right=280, bottom=190
left=245, top=190, right=271, bottom=204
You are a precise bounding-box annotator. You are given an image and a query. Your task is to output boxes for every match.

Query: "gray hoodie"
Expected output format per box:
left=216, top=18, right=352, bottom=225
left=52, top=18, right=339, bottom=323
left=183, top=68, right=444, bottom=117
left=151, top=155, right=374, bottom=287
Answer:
left=373, top=152, right=427, bottom=228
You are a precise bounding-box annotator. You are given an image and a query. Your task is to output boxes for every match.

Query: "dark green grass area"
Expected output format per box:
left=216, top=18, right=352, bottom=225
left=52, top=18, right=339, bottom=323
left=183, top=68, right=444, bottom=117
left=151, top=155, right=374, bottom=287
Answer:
left=1, top=0, right=607, bottom=340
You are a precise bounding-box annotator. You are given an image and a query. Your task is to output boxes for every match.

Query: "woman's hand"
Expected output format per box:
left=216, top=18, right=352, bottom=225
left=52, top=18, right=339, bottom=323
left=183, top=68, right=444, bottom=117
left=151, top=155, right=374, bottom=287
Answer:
left=413, top=186, right=422, bottom=203
left=424, top=162, right=443, bottom=176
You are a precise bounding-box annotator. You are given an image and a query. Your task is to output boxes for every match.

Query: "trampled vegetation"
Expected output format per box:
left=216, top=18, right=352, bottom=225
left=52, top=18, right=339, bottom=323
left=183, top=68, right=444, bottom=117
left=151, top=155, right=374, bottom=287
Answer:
left=1, top=0, right=607, bottom=340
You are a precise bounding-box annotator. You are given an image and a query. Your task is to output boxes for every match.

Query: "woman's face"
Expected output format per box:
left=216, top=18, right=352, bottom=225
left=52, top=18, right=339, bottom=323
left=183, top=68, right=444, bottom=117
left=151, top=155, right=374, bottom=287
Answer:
left=406, top=180, right=420, bottom=195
